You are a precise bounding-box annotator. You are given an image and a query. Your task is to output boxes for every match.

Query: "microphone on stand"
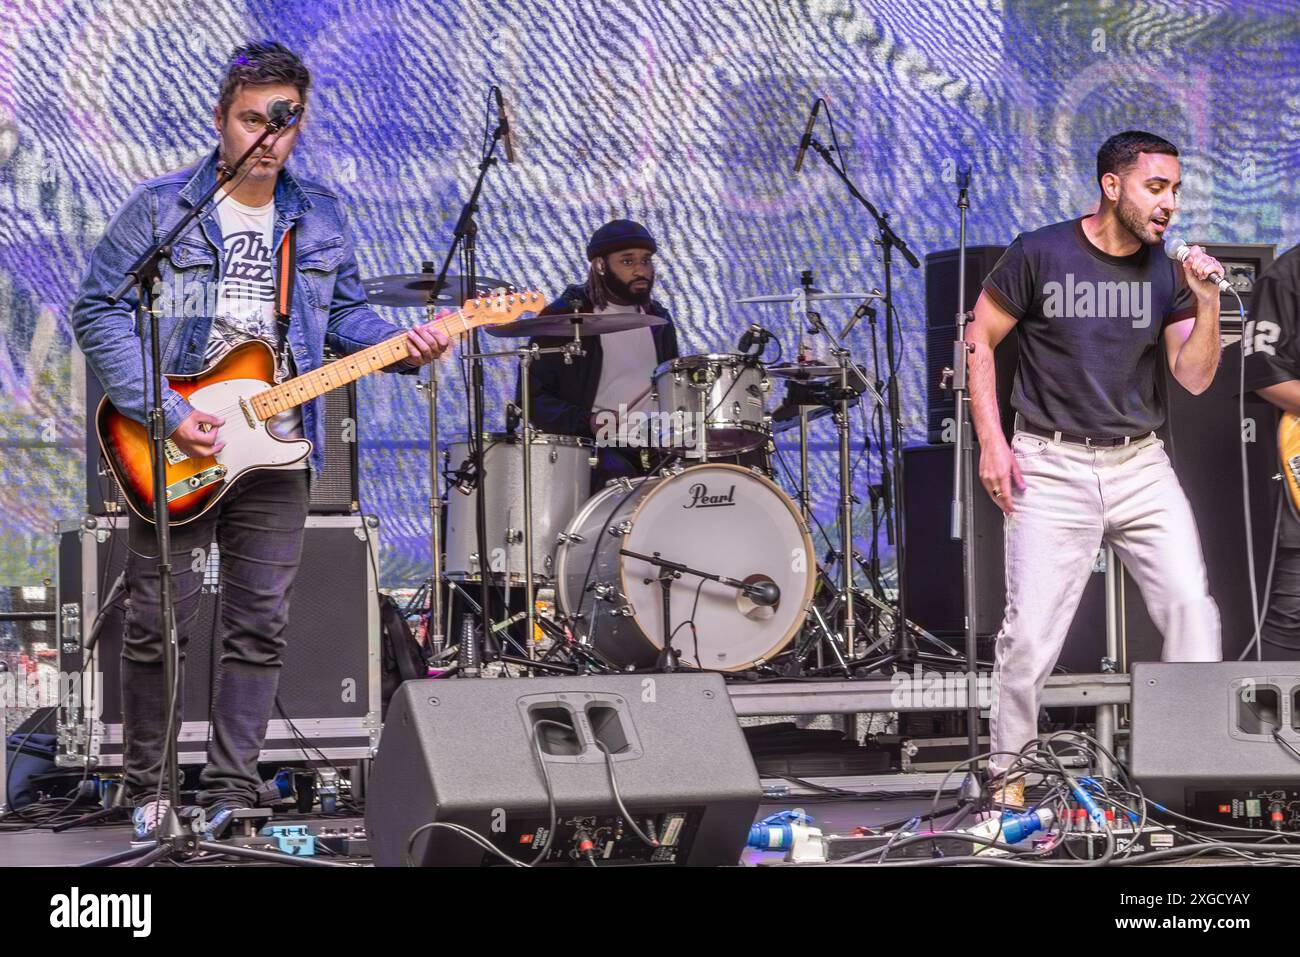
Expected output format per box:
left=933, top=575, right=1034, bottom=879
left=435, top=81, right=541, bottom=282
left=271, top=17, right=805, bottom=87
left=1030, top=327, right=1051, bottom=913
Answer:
left=843, top=290, right=881, bottom=337
left=743, top=579, right=781, bottom=607
left=793, top=99, right=823, bottom=174
left=493, top=87, right=517, bottom=163
left=956, top=157, right=972, bottom=201
left=737, top=323, right=774, bottom=357
left=267, top=96, right=304, bottom=129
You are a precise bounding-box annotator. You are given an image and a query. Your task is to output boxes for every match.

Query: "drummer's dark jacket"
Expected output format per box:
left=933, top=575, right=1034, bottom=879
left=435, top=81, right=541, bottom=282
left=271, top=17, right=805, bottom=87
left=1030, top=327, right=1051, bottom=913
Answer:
left=518, top=283, right=679, bottom=438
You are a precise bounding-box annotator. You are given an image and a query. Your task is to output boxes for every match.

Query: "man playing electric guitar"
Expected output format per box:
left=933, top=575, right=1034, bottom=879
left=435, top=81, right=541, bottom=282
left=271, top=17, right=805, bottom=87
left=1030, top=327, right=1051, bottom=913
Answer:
left=70, top=42, right=449, bottom=839
left=1243, top=242, right=1300, bottom=654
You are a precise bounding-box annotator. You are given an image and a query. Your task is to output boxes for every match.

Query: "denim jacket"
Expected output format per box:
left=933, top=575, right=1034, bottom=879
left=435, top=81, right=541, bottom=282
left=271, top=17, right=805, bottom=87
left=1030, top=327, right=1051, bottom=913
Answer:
left=71, top=149, right=412, bottom=473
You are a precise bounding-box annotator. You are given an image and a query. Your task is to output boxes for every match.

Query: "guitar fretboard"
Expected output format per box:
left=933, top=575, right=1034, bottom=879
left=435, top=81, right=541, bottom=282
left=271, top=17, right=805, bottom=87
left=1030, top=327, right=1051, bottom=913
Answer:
left=248, top=307, right=491, bottom=421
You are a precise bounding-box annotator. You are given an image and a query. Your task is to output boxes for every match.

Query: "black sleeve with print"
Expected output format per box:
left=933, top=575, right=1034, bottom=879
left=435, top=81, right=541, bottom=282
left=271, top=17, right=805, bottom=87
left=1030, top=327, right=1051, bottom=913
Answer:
left=1243, top=264, right=1300, bottom=392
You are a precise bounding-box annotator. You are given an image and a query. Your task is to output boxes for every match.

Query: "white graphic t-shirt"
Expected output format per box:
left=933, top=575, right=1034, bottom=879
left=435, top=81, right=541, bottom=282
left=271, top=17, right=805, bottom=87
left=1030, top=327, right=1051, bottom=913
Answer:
left=206, top=192, right=306, bottom=454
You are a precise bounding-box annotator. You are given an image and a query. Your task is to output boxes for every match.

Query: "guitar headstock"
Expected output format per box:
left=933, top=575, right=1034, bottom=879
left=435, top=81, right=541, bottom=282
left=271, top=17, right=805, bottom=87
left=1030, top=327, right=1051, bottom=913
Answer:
left=460, top=288, right=545, bottom=328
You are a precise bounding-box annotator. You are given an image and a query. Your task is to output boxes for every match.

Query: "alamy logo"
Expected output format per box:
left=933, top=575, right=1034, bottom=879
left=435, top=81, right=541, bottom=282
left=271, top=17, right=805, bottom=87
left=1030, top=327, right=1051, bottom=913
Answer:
left=1042, top=273, right=1152, bottom=328
left=49, top=887, right=151, bottom=937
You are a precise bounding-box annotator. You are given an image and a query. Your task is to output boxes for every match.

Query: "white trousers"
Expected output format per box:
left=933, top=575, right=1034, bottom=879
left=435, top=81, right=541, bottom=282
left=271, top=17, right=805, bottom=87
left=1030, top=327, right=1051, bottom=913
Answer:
left=988, top=429, right=1222, bottom=775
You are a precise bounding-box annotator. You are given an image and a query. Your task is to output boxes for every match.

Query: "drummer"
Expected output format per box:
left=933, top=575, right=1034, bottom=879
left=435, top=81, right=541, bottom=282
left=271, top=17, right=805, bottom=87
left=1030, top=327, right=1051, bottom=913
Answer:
left=520, top=219, right=680, bottom=491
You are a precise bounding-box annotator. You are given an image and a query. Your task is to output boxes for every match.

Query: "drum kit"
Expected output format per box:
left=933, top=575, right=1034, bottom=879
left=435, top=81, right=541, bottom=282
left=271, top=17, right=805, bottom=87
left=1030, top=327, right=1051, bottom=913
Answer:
left=371, top=266, right=960, bottom=678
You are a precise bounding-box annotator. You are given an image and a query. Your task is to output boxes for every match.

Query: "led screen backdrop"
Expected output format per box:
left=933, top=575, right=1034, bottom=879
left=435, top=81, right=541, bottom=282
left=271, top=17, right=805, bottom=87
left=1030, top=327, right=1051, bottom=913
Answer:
left=0, top=0, right=1296, bottom=588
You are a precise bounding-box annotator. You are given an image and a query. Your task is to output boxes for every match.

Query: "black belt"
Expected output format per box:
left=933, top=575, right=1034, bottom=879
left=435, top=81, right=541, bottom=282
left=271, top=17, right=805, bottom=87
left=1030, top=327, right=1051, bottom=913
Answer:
left=1017, top=419, right=1151, bottom=449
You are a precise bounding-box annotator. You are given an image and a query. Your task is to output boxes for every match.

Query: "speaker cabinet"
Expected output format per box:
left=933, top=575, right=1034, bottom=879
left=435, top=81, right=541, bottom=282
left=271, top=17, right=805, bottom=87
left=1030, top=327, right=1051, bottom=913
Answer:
left=55, top=513, right=381, bottom=767
left=367, top=674, right=761, bottom=866
left=1132, top=661, right=1300, bottom=820
left=924, top=245, right=1013, bottom=444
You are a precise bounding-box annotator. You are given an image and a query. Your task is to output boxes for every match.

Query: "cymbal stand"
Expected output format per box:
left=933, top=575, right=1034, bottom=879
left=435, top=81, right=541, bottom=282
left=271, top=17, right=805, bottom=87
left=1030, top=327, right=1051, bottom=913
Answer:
left=454, top=326, right=585, bottom=667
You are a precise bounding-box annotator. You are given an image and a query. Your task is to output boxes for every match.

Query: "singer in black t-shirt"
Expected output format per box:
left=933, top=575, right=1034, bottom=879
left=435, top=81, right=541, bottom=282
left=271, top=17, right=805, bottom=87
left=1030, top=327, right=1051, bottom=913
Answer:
left=964, top=131, right=1227, bottom=807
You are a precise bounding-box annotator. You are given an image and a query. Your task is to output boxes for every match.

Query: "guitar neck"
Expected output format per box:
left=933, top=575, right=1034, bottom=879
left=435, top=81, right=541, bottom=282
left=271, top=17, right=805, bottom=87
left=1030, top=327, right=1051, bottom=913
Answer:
left=250, top=309, right=478, bottom=420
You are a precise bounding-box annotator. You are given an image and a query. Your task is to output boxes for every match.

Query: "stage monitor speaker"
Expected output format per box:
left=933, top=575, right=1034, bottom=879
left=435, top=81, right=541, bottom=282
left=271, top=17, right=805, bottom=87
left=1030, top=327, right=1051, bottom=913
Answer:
left=56, top=514, right=381, bottom=767
left=82, top=351, right=359, bottom=516
left=1131, top=661, right=1300, bottom=826
left=924, top=245, right=1014, bottom=444
left=367, top=674, right=762, bottom=867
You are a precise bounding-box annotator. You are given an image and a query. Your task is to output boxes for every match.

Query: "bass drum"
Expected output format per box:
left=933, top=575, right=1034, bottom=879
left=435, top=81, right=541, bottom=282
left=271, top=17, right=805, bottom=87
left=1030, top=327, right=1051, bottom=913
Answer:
left=555, top=464, right=814, bottom=671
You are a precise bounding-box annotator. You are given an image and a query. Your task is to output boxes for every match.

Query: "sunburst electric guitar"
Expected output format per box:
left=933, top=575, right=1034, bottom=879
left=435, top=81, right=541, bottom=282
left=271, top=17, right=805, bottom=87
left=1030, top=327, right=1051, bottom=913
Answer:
left=97, top=289, right=545, bottom=525
left=1280, top=413, right=1300, bottom=519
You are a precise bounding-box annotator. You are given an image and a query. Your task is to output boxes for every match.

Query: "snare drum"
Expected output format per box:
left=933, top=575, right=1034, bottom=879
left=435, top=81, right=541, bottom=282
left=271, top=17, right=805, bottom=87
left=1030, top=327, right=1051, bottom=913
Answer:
left=554, top=463, right=814, bottom=671
left=651, top=354, right=770, bottom=456
left=444, top=432, right=594, bottom=583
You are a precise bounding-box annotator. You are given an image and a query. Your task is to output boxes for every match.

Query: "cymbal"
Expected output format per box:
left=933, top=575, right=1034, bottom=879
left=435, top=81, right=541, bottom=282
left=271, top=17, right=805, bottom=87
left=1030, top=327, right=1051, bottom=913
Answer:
left=485, top=312, right=667, bottom=338
left=767, top=362, right=840, bottom=381
left=363, top=273, right=515, bottom=308
left=734, top=291, right=883, bottom=304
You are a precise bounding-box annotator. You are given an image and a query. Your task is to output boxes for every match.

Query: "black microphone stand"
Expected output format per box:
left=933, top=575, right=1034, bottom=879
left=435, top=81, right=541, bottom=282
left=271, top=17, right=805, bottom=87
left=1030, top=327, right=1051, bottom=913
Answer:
left=428, top=100, right=509, bottom=676
left=619, top=548, right=779, bottom=672
left=84, top=109, right=346, bottom=867
left=805, top=136, right=923, bottom=672
left=947, top=162, right=983, bottom=761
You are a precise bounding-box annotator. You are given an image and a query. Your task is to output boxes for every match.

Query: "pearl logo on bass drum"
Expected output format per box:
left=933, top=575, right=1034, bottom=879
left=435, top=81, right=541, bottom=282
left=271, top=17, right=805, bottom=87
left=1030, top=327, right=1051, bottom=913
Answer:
left=685, top=483, right=737, bottom=509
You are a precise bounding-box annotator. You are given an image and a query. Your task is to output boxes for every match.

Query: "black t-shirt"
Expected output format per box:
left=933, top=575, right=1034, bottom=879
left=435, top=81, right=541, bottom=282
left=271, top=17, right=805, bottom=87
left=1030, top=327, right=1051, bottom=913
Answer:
left=1242, top=243, right=1300, bottom=545
left=982, top=217, right=1197, bottom=436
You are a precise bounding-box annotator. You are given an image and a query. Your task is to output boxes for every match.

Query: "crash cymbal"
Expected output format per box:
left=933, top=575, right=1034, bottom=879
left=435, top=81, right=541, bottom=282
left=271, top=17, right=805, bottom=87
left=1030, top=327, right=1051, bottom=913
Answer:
left=363, top=273, right=516, bottom=308
left=734, top=291, right=883, bottom=304
left=485, top=312, right=667, bottom=338
left=766, top=362, right=841, bottom=381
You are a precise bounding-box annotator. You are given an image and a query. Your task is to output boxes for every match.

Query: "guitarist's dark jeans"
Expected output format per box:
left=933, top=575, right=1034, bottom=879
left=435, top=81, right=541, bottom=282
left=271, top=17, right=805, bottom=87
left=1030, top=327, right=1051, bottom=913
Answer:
left=120, top=468, right=310, bottom=808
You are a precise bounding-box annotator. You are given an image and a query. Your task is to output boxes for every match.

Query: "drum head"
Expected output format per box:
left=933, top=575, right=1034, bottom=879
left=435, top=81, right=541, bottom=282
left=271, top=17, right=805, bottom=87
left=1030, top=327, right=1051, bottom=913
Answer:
left=618, top=464, right=813, bottom=671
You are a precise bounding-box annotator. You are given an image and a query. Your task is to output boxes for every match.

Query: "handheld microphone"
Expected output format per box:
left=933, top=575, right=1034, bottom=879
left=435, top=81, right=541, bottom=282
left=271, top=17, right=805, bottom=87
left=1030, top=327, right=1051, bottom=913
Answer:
left=1164, top=235, right=1231, bottom=293
left=493, top=87, right=517, bottom=163
left=267, top=96, right=303, bottom=129
left=793, top=99, right=822, bottom=174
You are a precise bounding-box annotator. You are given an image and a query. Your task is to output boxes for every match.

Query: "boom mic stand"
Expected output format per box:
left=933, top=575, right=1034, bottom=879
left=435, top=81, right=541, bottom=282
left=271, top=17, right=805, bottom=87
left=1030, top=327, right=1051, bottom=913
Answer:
left=427, top=92, right=510, bottom=674
left=804, top=135, right=922, bottom=669
left=85, top=107, right=345, bottom=867
left=945, top=160, right=983, bottom=760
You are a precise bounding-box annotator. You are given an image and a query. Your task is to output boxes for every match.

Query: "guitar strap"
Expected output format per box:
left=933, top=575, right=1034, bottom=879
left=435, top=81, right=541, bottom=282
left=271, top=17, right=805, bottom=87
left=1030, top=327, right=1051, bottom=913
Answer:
left=275, top=223, right=296, bottom=329
left=274, top=224, right=297, bottom=373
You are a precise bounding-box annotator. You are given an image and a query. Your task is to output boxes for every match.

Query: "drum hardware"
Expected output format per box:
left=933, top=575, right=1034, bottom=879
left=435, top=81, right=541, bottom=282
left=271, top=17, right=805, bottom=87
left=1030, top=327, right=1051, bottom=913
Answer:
left=796, top=129, right=931, bottom=674
left=484, top=311, right=668, bottom=338
left=361, top=272, right=516, bottom=308
left=733, top=291, right=885, bottom=304
left=448, top=324, right=587, bottom=668
left=619, top=547, right=783, bottom=671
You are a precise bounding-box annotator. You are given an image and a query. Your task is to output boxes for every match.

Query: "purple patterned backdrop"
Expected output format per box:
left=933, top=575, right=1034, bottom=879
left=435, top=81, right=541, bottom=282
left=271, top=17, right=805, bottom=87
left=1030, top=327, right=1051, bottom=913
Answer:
left=0, top=0, right=1297, bottom=590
